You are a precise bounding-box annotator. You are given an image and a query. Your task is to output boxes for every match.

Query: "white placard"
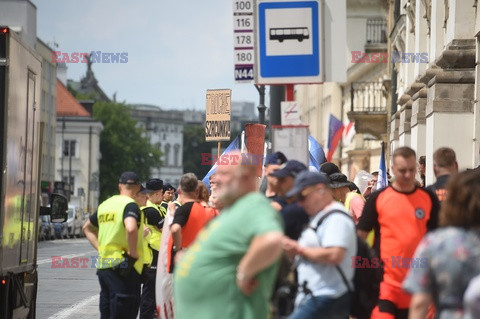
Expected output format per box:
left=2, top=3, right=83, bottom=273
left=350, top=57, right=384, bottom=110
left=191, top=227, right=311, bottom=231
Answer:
left=233, top=31, right=254, bottom=49
left=233, top=0, right=254, bottom=14
left=234, top=49, right=255, bottom=64
left=281, top=101, right=302, bottom=125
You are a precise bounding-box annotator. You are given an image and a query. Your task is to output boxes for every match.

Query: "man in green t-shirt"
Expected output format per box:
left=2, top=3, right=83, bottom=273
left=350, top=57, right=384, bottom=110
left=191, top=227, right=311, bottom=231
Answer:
left=174, top=151, right=284, bottom=319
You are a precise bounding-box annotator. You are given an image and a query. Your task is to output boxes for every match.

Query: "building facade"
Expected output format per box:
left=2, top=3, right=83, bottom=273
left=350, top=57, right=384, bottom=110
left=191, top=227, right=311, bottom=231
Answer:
left=389, top=0, right=480, bottom=185
left=129, top=104, right=184, bottom=187
left=36, top=38, right=57, bottom=200
left=296, top=0, right=389, bottom=180
left=56, top=80, right=103, bottom=212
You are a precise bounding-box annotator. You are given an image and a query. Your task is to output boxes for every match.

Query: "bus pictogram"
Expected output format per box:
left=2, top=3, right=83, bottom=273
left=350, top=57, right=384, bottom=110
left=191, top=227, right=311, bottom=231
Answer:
left=269, top=27, right=309, bottom=42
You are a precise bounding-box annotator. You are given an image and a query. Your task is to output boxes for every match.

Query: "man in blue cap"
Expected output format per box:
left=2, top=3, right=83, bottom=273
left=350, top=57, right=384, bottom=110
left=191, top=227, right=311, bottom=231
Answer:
left=260, top=151, right=287, bottom=196
left=282, top=171, right=357, bottom=319
left=269, top=160, right=309, bottom=240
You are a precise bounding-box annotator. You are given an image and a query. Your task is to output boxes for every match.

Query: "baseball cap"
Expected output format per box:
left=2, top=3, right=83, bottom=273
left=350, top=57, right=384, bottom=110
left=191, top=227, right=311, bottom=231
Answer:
left=264, top=151, right=287, bottom=166
left=286, top=171, right=330, bottom=198
left=269, top=160, right=307, bottom=178
left=119, top=171, right=140, bottom=185
left=139, top=184, right=150, bottom=194
left=320, top=162, right=341, bottom=175
left=145, top=178, right=164, bottom=192
left=328, top=172, right=351, bottom=189
left=163, top=183, right=176, bottom=192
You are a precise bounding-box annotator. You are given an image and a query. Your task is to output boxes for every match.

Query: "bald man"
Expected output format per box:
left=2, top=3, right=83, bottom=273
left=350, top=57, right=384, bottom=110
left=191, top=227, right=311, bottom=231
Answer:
left=173, top=151, right=284, bottom=319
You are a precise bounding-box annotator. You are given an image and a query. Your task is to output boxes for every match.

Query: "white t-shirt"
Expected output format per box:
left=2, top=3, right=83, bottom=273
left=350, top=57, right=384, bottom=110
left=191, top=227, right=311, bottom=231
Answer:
left=295, top=201, right=357, bottom=300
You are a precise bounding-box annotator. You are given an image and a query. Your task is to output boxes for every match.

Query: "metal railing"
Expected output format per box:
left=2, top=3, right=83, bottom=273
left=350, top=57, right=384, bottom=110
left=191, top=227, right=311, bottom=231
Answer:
left=366, top=18, right=387, bottom=44
left=350, top=82, right=387, bottom=113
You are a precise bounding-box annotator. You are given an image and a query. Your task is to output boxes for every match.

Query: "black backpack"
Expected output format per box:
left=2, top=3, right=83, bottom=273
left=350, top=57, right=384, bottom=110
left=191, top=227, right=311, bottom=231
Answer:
left=312, top=210, right=382, bottom=319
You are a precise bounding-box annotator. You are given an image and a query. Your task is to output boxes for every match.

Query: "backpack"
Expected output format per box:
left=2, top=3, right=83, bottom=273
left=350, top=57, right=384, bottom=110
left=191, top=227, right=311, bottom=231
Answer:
left=312, top=209, right=382, bottom=319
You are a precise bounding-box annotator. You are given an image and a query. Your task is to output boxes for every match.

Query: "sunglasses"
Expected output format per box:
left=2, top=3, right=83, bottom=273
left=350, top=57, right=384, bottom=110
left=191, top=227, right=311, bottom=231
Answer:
left=297, top=186, right=322, bottom=202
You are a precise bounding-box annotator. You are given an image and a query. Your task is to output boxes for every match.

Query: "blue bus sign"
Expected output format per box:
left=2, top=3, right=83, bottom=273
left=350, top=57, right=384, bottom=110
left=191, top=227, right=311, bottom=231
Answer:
left=256, top=0, right=323, bottom=84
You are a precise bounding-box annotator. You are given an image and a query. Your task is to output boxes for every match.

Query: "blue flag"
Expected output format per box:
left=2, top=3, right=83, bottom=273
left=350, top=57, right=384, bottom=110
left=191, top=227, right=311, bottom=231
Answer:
left=202, top=135, right=240, bottom=191
left=377, top=141, right=388, bottom=190
left=308, top=135, right=326, bottom=170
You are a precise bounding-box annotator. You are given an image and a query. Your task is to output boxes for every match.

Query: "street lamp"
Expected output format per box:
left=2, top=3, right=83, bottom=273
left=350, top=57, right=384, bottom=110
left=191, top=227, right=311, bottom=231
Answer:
left=255, top=84, right=267, bottom=124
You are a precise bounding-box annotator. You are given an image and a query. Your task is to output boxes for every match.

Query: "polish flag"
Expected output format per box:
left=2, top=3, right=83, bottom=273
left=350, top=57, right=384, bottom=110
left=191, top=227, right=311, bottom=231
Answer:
left=343, top=121, right=356, bottom=146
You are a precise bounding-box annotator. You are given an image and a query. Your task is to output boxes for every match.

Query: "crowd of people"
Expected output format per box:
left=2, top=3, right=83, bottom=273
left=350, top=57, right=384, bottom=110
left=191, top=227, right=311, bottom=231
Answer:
left=82, top=145, right=480, bottom=319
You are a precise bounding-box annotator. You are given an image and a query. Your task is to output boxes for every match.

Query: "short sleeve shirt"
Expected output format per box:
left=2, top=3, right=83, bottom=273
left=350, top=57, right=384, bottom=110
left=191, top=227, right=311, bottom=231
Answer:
left=89, top=202, right=140, bottom=228
left=403, top=227, right=480, bottom=319
left=296, top=202, right=357, bottom=298
left=144, top=206, right=165, bottom=229
left=172, top=202, right=194, bottom=227
left=174, top=192, right=283, bottom=319
left=357, top=186, right=439, bottom=287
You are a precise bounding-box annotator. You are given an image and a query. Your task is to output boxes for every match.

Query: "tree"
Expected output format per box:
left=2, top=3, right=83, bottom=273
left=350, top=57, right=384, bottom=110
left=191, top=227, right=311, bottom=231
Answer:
left=183, top=125, right=241, bottom=181
left=183, top=125, right=213, bottom=180
left=93, top=101, right=162, bottom=201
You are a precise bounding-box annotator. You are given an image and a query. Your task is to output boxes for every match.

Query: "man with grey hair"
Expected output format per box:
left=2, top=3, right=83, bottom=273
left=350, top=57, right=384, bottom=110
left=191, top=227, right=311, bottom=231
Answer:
left=174, top=151, right=283, bottom=319
left=282, top=171, right=356, bottom=319
left=166, top=173, right=211, bottom=273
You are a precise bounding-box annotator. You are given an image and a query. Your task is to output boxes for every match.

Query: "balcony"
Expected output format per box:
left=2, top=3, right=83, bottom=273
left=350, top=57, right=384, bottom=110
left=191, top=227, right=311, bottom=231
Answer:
left=347, top=81, right=388, bottom=139
left=365, top=18, right=387, bottom=53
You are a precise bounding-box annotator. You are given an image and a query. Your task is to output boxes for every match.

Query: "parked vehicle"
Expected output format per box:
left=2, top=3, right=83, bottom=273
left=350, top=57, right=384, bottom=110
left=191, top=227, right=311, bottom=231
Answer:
left=0, top=26, right=68, bottom=318
left=67, top=206, right=84, bottom=238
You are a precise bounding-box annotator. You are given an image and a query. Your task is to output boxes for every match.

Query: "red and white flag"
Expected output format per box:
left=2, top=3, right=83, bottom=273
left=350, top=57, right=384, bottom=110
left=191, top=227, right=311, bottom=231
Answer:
left=342, top=121, right=356, bottom=146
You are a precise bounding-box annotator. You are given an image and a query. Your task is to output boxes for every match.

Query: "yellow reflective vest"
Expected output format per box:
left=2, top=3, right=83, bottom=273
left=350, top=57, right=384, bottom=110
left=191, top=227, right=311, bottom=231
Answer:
left=142, top=200, right=165, bottom=266
left=97, top=195, right=144, bottom=274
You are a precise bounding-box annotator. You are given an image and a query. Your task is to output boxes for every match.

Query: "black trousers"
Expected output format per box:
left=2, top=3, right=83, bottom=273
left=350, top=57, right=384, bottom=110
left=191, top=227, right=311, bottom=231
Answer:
left=97, top=268, right=141, bottom=319
left=140, top=265, right=158, bottom=319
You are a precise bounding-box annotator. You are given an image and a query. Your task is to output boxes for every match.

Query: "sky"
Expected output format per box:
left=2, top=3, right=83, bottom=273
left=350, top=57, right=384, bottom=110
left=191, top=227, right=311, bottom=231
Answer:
left=33, top=0, right=261, bottom=110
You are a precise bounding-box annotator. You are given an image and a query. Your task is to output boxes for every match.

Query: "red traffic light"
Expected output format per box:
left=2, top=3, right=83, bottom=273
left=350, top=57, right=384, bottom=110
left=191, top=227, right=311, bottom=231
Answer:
left=1, top=27, right=8, bottom=34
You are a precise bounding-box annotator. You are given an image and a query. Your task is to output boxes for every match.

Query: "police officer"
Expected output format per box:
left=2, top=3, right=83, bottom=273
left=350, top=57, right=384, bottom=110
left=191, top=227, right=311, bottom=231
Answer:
left=83, top=171, right=144, bottom=319
left=160, top=183, right=176, bottom=212
left=140, top=178, right=166, bottom=319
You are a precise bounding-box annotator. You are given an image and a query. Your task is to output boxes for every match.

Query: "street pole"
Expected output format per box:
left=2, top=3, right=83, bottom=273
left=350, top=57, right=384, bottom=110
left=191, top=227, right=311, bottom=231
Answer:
left=255, top=84, right=266, bottom=124
left=69, top=140, right=73, bottom=201
left=61, top=117, right=65, bottom=181
left=269, top=85, right=284, bottom=126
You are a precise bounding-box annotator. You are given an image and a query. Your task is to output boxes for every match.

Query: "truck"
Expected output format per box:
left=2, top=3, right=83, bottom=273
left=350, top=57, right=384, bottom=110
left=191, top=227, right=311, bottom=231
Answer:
left=0, top=26, right=68, bottom=319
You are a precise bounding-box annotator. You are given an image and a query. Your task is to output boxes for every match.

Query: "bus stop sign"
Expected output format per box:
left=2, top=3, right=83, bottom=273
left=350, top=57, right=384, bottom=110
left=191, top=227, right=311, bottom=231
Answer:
left=256, top=0, right=323, bottom=84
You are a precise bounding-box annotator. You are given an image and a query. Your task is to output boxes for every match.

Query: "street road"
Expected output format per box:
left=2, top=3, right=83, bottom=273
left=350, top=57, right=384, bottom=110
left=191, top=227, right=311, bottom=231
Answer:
left=37, top=238, right=100, bottom=319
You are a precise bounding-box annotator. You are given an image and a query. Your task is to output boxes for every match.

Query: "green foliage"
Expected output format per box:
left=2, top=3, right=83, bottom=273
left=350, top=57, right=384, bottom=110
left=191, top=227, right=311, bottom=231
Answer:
left=93, top=101, right=162, bottom=201
left=182, top=125, right=241, bottom=181
left=183, top=125, right=212, bottom=180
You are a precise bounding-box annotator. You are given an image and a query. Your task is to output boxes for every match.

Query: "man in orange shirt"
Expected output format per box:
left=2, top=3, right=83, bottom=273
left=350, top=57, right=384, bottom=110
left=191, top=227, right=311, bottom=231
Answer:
left=166, top=173, right=212, bottom=273
left=357, top=146, right=439, bottom=319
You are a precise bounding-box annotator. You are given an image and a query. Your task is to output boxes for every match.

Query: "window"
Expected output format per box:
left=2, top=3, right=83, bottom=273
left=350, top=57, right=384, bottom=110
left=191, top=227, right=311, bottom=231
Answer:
left=164, top=144, right=171, bottom=166
left=174, top=144, right=180, bottom=167
left=63, top=176, right=75, bottom=195
left=63, top=140, right=76, bottom=157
